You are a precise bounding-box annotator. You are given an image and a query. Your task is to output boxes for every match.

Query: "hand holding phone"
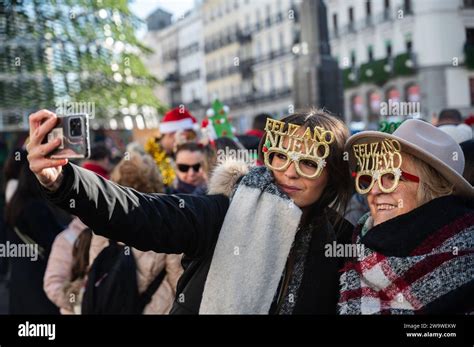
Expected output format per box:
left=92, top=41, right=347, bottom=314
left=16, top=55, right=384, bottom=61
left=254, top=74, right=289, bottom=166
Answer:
left=26, top=110, right=69, bottom=191
left=46, top=114, right=91, bottom=159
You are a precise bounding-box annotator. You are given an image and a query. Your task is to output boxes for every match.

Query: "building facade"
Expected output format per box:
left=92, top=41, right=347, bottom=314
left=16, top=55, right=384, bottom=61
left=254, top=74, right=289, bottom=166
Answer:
left=178, top=7, right=208, bottom=113
left=326, top=0, right=474, bottom=130
left=202, top=0, right=302, bottom=132
left=144, top=0, right=303, bottom=133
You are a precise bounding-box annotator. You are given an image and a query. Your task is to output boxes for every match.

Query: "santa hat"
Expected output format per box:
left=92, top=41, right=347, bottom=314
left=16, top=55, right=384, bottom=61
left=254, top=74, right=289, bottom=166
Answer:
left=159, top=107, right=197, bottom=134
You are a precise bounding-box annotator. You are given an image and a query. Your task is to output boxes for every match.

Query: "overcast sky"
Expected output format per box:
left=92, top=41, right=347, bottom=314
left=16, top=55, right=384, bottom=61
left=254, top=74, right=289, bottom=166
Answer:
left=130, top=0, right=195, bottom=21
left=130, top=0, right=195, bottom=37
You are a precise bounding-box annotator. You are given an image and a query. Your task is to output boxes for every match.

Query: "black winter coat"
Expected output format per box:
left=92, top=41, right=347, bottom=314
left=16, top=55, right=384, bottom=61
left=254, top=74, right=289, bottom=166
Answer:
left=42, top=163, right=353, bottom=314
left=7, top=199, right=62, bottom=314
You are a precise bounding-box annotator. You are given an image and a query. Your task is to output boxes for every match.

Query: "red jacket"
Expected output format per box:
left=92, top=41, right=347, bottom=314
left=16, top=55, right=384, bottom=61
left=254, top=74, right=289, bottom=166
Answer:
left=82, top=162, right=109, bottom=179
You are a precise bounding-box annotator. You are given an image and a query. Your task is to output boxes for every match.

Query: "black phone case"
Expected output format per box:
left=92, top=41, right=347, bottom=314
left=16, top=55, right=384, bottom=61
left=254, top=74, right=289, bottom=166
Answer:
left=47, top=114, right=91, bottom=159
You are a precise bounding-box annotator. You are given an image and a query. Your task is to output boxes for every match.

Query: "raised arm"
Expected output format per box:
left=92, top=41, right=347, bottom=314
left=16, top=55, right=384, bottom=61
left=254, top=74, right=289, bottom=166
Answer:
left=27, top=110, right=229, bottom=257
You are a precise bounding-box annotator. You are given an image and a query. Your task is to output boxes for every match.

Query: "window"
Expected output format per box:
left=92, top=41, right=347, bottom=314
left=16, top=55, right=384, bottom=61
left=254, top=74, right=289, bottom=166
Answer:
left=279, top=31, right=284, bottom=50
left=467, top=28, right=474, bottom=45
left=281, top=66, right=287, bottom=87
left=406, top=40, right=413, bottom=53
left=366, top=1, right=372, bottom=16
left=268, top=34, right=273, bottom=54
left=265, top=4, right=271, bottom=27
left=256, top=39, right=262, bottom=58
left=269, top=71, right=275, bottom=92
left=386, top=41, right=392, bottom=57
left=404, top=0, right=412, bottom=14
left=470, top=78, right=474, bottom=106
left=333, top=13, right=338, bottom=35
left=464, top=0, right=474, bottom=7
left=351, top=50, right=356, bottom=66
left=348, top=7, right=354, bottom=31
left=384, top=0, right=390, bottom=19
left=368, top=46, right=373, bottom=61
left=221, top=56, right=226, bottom=72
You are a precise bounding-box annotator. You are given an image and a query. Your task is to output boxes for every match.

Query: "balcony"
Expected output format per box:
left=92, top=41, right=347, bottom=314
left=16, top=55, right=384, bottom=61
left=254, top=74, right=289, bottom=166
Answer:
left=342, top=52, right=417, bottom=89
left=359, top=58, right=390, bottom=86
left=239, top=58, right=254, bottom=79
left=164, top=72, right=180, bottom=84
left=342, top=67, right=359, bottom=89
left=254, top=48, right=290, bottom=64
left=237, top=29, right=252, bottom=44
left=393, top=52, right=416, bottom=76
left=239, top=87, right=292, bottom=104
left=290, top=7, right=300, bottom=22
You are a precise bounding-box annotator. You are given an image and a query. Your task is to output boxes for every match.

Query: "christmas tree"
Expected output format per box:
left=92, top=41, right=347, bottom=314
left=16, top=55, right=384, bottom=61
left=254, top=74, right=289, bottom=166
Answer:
left=202, top=99, right=236, bottom=141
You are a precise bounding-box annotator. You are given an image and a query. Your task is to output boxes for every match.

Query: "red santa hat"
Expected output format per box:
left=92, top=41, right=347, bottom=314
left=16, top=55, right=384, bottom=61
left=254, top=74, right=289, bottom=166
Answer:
left=159, top=107, right=197, bottom=134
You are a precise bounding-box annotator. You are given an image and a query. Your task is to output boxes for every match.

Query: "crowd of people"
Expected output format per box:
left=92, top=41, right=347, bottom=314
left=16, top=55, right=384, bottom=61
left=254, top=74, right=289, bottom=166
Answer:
left=0, top=105, right=472, bottom=315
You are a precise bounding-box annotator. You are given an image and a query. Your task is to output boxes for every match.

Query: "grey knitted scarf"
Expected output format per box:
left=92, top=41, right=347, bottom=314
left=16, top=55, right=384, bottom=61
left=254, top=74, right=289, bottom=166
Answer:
left=199, top=166, right=302, bottom=314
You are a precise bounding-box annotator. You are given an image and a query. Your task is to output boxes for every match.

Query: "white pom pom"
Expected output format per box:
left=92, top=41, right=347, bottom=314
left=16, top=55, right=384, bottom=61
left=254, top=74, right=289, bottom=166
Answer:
left=223, top=105, right=230, bottom=113
left=206, top=109, right=215, bottom=117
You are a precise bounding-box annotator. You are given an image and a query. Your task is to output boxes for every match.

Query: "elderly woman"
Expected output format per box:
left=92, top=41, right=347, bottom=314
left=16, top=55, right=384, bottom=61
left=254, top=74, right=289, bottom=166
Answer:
left=27, top=108, right=353, bottom=314
left=339, top=119, right=473, bottom=314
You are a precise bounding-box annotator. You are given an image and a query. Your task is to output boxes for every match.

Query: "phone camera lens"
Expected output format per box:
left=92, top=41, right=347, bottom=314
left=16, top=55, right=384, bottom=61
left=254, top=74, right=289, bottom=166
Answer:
left=70, top=118, right=82, bottom=137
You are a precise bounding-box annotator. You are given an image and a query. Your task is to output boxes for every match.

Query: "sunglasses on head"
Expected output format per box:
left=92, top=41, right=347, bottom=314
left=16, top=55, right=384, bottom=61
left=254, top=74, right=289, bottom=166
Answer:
left=177, top=163, right=201, bottom=173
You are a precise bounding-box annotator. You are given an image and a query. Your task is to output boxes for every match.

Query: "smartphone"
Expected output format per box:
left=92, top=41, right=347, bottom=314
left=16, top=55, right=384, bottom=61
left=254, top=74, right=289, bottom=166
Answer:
left=46, top=114, right=91, bottom=159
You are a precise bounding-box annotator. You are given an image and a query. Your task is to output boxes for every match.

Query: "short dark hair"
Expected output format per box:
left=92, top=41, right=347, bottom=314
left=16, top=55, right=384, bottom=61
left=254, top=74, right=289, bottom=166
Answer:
left=174, top=142, right=205, bottom=156
left=253, top=113, right=273, bottom=131
left=89, top=143, right=111, bottom=161
left=438, top=109, right=462, bottom=125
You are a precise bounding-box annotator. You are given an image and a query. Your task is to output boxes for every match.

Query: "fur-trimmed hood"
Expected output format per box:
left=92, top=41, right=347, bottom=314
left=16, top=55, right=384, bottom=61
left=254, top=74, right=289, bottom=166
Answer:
left=207, top=159, right=250, bottom=197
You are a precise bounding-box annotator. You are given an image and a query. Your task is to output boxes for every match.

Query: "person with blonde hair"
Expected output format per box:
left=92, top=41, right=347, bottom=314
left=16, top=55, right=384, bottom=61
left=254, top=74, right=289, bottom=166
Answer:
left=339, top=119, right=473, bottom=314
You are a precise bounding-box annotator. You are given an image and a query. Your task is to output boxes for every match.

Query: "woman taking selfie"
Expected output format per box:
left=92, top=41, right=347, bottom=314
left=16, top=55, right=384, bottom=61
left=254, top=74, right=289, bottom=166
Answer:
left=27, top=108, right=353, bottom=314
left=339, top=119, right=473, bottom=314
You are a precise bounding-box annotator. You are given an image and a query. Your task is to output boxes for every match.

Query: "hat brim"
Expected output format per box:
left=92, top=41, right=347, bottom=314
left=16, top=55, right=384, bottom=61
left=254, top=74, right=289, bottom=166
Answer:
left=345, top=131, right=474, bottom=198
